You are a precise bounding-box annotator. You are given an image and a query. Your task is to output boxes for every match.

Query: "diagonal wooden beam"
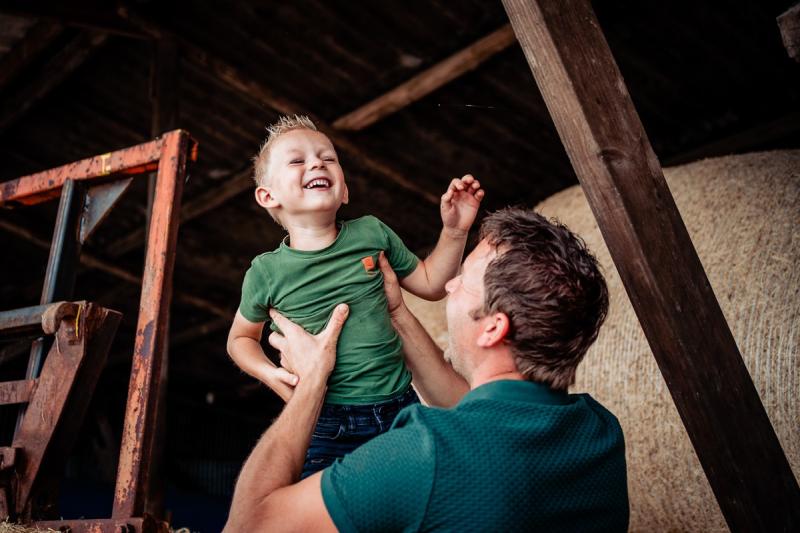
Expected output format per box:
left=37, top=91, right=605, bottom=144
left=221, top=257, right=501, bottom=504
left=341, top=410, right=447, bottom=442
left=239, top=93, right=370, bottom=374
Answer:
left=117, top=7, right=439, bottom=206
left=0, top=20, right=64, bottom=91
left=501, top=0, right=800, bottom=530
left=333, top=24, right=517, bottom=131
left=0, top=2, right=145, bottom=39
left=0, top=30, right=108, bottom=132
left=778, top=2, right=800, bottom=62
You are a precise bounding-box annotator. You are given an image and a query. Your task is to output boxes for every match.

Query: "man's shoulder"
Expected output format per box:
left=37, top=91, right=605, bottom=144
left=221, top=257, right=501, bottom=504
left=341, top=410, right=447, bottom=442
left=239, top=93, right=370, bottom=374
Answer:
left=571, top=393, right=624, bottom=433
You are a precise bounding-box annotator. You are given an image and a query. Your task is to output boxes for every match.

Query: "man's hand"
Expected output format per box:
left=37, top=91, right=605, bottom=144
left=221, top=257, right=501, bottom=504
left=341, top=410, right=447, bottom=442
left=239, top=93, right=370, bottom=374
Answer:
left=378, top=251, right=405, bottom=317
left=267, top=304, right=349, bottom=383
left=224, top=305, right=349, bottom=533
left=440, top=174, right=485, bottom=234
left=265, top=365, right=298, bottom=402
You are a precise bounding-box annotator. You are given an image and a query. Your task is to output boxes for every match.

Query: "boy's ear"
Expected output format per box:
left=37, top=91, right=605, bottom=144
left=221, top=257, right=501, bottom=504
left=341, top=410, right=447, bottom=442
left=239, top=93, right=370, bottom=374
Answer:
left=342, top=183, right=349, bottom=205
left=476, top=312, right=510, bottom=348
left=255, top=185, right=280, bottom=209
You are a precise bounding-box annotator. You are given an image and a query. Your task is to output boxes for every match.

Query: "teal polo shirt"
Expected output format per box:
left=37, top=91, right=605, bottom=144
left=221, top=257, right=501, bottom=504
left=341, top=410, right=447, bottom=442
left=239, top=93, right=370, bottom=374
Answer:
left=321, top=380, right=628, bottom=532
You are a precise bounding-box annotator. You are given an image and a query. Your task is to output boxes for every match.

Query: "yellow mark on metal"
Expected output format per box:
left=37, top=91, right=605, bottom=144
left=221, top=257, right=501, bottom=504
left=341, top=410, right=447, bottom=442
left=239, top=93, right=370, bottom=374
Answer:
left=99, top=153, right=112, bottom=175
left=74, top=303, right=83, bottom=338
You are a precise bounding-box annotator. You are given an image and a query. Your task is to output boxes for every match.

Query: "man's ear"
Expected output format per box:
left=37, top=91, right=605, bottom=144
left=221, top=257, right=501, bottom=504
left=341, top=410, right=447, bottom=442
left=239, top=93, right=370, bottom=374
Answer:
left=255, top=185, right=280, bottom=209
left=342, top=183, right=349, bottom=205
left=476, top=312, right=510, bottom=348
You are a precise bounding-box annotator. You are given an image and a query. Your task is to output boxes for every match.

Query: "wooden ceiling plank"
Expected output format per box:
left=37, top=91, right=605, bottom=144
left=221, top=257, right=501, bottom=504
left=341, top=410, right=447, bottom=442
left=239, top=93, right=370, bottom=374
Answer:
left=117, top=7, right=439, bottom=206
left=0, top=2, right=145, bottom=39
left=0, top=20, right=63, bottom=91
left=0, top=31, right=108, bottom=132
left=333, top=24, right=517, bottom=131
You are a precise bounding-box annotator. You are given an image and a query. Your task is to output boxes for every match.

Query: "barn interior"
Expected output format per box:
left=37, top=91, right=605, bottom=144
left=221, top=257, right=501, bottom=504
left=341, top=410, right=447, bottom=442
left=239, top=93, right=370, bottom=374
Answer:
left=0, top=1, right=798, bottom=531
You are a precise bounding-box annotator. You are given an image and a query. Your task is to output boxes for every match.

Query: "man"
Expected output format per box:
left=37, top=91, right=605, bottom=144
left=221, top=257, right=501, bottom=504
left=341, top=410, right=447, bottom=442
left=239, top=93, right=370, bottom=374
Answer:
left=224, top=207, right=629, bottom=532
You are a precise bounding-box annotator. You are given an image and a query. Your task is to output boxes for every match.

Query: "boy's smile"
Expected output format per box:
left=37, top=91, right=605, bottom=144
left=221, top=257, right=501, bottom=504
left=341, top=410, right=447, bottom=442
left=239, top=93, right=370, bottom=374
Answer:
left=257, top=128, right=349, bottom=221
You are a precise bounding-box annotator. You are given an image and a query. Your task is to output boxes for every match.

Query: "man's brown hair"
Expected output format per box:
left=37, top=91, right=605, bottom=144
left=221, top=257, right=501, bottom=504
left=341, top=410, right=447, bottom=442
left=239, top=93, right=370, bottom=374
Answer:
left=478, top=207, right=609, bottom=390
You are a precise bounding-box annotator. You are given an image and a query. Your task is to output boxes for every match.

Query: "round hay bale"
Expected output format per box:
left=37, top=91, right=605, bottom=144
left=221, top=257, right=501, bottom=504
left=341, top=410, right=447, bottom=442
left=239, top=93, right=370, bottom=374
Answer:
left=406, top=150, right=799, bottom=532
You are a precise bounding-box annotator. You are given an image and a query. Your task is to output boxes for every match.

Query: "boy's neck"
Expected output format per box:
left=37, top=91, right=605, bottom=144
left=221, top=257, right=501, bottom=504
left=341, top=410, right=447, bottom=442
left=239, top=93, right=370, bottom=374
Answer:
left=285, top=218, right=339, bottom=251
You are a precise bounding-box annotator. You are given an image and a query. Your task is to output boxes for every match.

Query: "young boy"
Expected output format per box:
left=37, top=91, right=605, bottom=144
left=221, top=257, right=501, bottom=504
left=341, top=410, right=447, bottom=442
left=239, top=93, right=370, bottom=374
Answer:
left=227, top=115, right=484, bottom=477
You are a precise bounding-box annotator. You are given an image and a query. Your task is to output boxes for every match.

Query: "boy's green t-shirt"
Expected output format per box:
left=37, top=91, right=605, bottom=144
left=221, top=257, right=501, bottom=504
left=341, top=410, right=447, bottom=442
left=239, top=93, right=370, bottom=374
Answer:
left=238, top=216, right=419, bottom=404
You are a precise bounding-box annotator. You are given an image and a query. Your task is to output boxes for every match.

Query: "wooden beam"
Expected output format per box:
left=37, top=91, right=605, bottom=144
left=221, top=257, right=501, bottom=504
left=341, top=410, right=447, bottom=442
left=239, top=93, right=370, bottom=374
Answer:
left=0, top=20, right=63, bottom=91
left=778, top=3, right=800, bottom=62
left=0, top=1, right=145, bottom=39
left=0, top=31, right=108, bottom=132
left=106, top=166, right=252, bottom=258
left=117, top=7, right=439, bottom=205
left=500, top=1, right=800, bottom=531
left=147, top=38, right=181, bottom=247
left=333, top=25, right=517, bottom=131
left=0, top=218, right=230, bottom=319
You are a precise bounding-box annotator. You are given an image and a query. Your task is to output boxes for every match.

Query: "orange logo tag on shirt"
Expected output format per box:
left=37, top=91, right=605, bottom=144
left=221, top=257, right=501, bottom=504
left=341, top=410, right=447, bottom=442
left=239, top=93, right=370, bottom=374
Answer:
left=361, top=256, right=375, bottom=272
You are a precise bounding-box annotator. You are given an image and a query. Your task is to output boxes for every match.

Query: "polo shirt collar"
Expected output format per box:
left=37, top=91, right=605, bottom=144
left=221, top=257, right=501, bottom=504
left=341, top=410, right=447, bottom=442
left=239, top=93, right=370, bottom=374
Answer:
left=459, top=379, right=571, bottom=406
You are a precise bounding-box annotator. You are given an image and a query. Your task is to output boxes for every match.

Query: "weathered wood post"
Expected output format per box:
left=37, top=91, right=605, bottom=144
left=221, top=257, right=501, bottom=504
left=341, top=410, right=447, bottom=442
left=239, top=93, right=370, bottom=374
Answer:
left=500, top=0, right=800, bottom=530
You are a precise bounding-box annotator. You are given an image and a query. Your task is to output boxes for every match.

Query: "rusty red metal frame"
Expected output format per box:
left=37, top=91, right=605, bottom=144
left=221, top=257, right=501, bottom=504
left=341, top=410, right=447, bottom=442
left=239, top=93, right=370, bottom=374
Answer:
left=0, top=130, right=197, bottom=532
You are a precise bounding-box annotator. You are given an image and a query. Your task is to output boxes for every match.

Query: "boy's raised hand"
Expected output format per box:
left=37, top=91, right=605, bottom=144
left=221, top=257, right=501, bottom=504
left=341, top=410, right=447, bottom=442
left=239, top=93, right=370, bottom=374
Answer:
left=440, top=174, right=485, bottom=234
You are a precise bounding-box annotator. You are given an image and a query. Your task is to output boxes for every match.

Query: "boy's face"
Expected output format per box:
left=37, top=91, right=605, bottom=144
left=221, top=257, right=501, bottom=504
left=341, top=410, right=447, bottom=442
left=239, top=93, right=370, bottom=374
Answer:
left=256, top=129, right=348, bottom=221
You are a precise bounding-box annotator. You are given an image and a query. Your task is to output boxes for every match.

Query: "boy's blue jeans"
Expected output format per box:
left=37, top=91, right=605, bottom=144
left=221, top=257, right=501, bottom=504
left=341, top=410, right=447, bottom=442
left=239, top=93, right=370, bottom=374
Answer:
left=301, top=386, right=420, bottom=479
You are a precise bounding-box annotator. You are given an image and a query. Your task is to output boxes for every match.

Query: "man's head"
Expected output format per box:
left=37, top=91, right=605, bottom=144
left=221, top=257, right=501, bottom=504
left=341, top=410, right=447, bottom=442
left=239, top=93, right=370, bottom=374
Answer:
left=445, top=207, right=608, bottom=390
left=252, top=115, right=348, bottom=227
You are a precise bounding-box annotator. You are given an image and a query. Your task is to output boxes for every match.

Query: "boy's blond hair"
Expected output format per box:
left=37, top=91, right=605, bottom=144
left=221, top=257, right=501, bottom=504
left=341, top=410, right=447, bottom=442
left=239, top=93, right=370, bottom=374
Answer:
left=252, top=114, right=318, bottom=187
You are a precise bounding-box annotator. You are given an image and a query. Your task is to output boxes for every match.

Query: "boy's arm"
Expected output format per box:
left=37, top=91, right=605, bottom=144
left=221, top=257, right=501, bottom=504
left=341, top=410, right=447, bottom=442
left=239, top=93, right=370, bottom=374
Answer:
left=401, top=175, right=484, bottom=300
left=227, top=310, right=298, bottom=402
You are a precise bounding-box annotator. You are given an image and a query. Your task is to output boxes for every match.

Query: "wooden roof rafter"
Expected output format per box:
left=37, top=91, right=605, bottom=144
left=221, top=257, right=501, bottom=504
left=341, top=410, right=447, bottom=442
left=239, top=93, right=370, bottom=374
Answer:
left=0, top=30, right=108, bottom=132
left=333, top=24, right=517, bottom=131
left=0, top=19, right=63, bottom=91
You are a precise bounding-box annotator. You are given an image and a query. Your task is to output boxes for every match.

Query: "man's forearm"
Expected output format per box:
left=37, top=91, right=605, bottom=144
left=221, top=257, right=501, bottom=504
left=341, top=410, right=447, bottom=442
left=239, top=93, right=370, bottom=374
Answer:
left=226, top=374, right=327, bottom=529
left=393, top=304, right=469, bottom=407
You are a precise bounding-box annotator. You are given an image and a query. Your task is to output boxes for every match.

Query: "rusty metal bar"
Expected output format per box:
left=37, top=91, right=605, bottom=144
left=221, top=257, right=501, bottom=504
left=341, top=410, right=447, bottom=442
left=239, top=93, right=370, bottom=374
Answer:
left=112, top=130, right=189, bottom=518
left=0, top=133, right=197, bottom=206
left=13, top=302, right=121, bottom=517
left=23, top=179, right=85, bottom=418
left=35, top=514, right=168, bottom=533
left=0, top=131, right=194, bottom=525
left=0, top=380, right=36, bottom=406
left=0, top=304, right=53, bottom=338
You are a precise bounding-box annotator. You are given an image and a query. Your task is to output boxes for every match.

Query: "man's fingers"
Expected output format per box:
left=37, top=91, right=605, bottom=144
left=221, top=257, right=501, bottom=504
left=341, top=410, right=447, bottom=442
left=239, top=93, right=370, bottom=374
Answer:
left=378, top=251, right=398, bottom=282
left=279, top=354, right=295, bottom=373
left=323, top=304, right=349, bottom=342
left=268, top=308, right=299, bottom=335
left=267, top=331, right=287, bottom=353
left=475, top=188, right=485, bottom=201
left=273, top=366, right=299, bottom=386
